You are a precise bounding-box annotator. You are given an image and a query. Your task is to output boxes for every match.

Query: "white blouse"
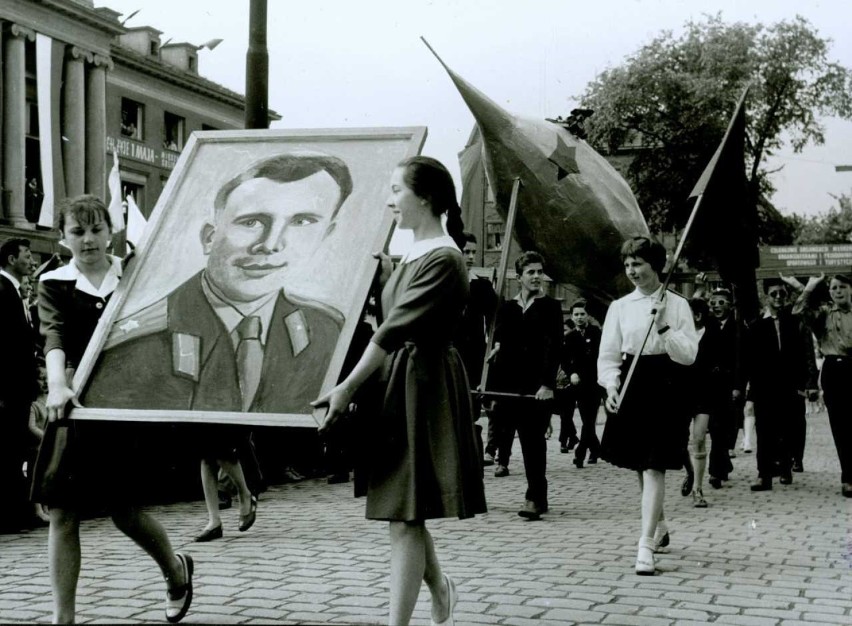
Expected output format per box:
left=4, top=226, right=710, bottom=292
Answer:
left=597, top=285, right=699, bottom=390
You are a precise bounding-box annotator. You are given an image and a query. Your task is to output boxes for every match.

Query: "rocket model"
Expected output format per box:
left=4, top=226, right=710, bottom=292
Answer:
left=426, top=40, right=649, bottom=302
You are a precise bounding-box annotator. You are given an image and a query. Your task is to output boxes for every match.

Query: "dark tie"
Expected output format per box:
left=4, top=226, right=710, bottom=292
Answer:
left=235, top=316, right=263, bottom=411
left=18, top=286, right=31, bottom=324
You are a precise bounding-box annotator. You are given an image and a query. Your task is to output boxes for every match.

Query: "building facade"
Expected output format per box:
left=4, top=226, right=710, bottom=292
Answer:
left=0, top=0, right=261, bottom=261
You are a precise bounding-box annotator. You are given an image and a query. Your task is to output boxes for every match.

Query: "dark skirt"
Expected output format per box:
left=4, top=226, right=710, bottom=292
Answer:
left=364, top=343, right=487, bottom=521
left=600, top=354, right=690, bottom=471
left=30, top=419, right=156, bottom=511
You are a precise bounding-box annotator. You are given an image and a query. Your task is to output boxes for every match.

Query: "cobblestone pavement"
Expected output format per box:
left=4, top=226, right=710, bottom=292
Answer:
left=1, top=410, right=850, bottom=625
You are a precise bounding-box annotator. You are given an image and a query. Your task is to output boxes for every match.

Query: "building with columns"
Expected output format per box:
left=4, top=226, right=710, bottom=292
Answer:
left=0, top=0, right=265, bottom=260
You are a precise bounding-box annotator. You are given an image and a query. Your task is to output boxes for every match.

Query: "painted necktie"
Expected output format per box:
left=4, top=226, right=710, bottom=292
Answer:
left=236, top=316, right=263, bottom=411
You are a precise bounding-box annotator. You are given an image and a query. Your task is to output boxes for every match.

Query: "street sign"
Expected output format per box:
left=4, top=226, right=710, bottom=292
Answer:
left=759, top=244, right=852, bottom=274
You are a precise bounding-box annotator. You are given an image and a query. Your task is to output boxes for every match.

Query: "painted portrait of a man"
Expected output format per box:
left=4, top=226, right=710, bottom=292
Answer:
left=83, top=151, right=352, bottom=415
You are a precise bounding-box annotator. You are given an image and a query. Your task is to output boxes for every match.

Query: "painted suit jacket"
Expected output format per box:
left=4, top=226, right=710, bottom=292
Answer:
left=82, top=272, right=342, bottom=414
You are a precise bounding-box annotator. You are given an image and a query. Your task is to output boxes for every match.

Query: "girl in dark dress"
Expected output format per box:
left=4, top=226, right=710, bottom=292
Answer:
left=597, top=237, right=698, bottom=575
left=33, top=195, right=193, bottom=624
left=313, top=157, right=486, bottom=626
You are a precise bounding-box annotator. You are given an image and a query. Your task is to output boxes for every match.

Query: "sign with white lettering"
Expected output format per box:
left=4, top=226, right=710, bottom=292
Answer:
left=759, top=244, right=852, bottom=270
left=107, top=136, right=177, bottom=171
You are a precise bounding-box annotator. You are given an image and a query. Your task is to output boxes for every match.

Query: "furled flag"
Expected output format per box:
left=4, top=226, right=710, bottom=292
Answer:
left=125, top=193, right=148, bottom=251
left=36, top=33, right=66, bottom=228
left=107, top=151, right=126, bottom=231
left=684, top=86, right=759, bottom=321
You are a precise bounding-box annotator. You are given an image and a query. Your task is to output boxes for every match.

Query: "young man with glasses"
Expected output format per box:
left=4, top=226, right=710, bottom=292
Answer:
left=745, top=280, right=818, bottom=491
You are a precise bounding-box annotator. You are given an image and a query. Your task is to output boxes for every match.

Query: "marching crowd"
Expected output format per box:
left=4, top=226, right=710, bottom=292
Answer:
left=1, top=156, right=850, bottom=624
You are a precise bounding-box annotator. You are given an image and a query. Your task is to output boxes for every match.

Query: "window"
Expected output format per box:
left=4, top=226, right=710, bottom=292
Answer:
left=149, top=40, right=159, bottom=57
left=163, top=112, right=185, bottom=150
left=485, top=222, right=505, bottom=251
left=120, top=98, right=144, bottom=140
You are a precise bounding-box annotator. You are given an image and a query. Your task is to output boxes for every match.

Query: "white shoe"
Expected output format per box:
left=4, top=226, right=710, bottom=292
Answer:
left=636, top=538, right=655, bottom=575
left=431, top=574, right=457, bottom=626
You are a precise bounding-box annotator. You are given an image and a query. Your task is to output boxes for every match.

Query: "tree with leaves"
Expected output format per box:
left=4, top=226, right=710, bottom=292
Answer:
left=791, top=192, right=852, bottom=244
left=578, top=14, right=852, bottom=243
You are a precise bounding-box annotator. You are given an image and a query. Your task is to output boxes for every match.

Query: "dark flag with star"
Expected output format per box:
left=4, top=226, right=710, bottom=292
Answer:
left=683, top=86, right=760, bottom=321
left=428, top=38, right=648, bottom=304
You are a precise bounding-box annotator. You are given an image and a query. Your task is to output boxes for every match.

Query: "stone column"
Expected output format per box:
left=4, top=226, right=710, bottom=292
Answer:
left=62, top=46, right=90, bottom=198
left=85, top=54, right=111, bottom=200
left=2, top=24, right=34, bottom=224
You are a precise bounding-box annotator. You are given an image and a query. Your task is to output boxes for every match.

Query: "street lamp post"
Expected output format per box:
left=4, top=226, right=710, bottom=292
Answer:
left=245, top=0, right=268, bottom=130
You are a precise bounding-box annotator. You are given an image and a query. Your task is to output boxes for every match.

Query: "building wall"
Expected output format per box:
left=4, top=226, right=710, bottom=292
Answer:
left=0, top=1, right=247, bottom=262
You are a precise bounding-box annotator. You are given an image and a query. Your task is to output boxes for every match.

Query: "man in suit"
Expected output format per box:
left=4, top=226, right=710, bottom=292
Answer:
left=746, top=279, right=818, bottom=491
left=83, top=151, right=353, bottom=415
left=0, top=238, right=38, bottom=532
left=561, top=299, right=602, bottom=469
left=489, top=251, right=563, bottom=520
left=705, top=288, right=748, bottom=488
left=456, top=233, right=498, bottom=467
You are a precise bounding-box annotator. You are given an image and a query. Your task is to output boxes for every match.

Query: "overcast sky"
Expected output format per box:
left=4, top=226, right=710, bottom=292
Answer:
left=101, top=0, right=852, bottom=218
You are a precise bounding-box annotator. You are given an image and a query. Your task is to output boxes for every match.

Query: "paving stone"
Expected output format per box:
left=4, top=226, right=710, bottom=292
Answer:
left=0, top=411, right=848, bottom=624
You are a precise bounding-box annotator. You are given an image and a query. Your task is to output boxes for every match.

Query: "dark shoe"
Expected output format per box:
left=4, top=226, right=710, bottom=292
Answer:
left=693, top=489, right=708, bottom=508
left=218, top=493, right=232, bottom=510
left=750, top=478, right=772, bottom=492
left=194, top=525, right=222, bottom=542
left=587, top=456, right=598, bottom=464
left=165, top=553, right=193, bottom=623
left=728, top=449, right=737, bottom=459
left=708, top=477, right=723, bottom=490
left=283, top=466, right=305, bottom=482
left=540, top=502, right=549, bottom=514
left=560, top=445, right=570, bottom=454
left=517, top=500, right=542, bottom=521
left=573, top=458, right=584, bottom=469
left=779, top=471, right=793, bottom=485
left=483, top=453, right=495, bottom=466
left=567, top=436, right=579, bottom=451
left=239, top=494, right=258, bottom=532
left=842, top=483, right=852, bottom=498
left=792, top=460, right=804, bottom=473
left=327, top=472, right=350, bottom=484
left=494, top=464, right=509, bottom=477
left=681, top=472, right=694, bottom=497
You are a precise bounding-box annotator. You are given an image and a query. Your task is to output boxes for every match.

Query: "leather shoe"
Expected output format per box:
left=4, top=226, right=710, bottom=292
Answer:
left=842, top=483, right=852, bottom=498
left=560, top=445, right=570, bottom=453
left=567, top=437, right=579, bottom=450
left=792, top=460, right=804, bottom=473
left=494, top=464, right=509, bottom=477
left=708, top=477, right=723, bottom=490
left=750, top=478, right=772, bottom=492
left=573, top=457, right=584, bottom=469
left=779, top=471, right=793, bottom=485
left=239, top=494, right=258, bottom=532
left=587, top=456, right=598, bottom=464
left=517, top=500, right=542, bottom=520
left=194, top=525, right=222, bottom=542
left=165, top=552, right=193, bottom=623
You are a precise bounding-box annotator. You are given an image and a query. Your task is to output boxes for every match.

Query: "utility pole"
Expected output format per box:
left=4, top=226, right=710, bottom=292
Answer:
left=245, top=0, right=268, bottom=129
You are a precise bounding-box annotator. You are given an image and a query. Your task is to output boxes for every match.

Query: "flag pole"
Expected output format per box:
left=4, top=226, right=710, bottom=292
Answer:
left=615, top=84, right=750, bottom=410
left=478, top=177, right=523, bottom=399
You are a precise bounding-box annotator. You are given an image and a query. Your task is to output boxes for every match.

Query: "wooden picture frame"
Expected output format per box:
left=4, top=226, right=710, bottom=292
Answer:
left=72, top=127, right=427, bottom=427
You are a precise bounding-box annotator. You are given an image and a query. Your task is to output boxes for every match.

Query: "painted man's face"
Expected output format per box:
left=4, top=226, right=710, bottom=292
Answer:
left=202, top=171, right=339, bottom=303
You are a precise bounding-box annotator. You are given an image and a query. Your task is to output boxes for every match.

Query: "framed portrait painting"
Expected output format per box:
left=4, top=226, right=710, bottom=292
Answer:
left=72, top=127, right=427, bottom=427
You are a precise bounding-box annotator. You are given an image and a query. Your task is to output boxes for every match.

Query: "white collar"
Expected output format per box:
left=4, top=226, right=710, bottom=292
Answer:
left=400, top=235, right=460, bottom=264
left=0, top=269, right=21, bottom=291
left=625, top=285, right=664, bottom=301
left=40, top=255, right=123, bottom=298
